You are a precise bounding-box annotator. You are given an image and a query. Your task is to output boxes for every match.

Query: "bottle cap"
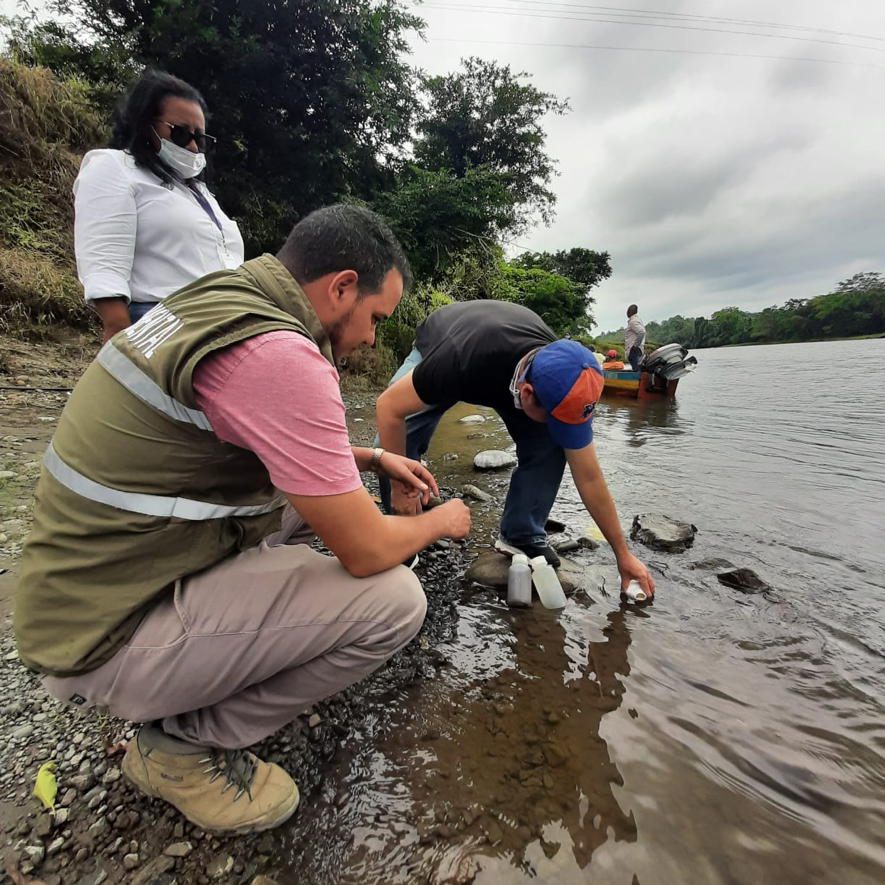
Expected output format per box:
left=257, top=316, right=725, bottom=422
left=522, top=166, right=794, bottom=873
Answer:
left=512, top=553, right=529, bottom=565
left=530, top=555, right=548, bottom=568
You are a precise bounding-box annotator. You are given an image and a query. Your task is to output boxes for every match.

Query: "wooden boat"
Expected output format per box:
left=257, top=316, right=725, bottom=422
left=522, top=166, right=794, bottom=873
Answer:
left=602, top=344, right=697, bottom=399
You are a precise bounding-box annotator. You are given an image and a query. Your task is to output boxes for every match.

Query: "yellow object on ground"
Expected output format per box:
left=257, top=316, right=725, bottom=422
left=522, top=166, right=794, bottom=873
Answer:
left=33, top=761, right=58, bottom=809
left=586, top=523, right=607, bottom=543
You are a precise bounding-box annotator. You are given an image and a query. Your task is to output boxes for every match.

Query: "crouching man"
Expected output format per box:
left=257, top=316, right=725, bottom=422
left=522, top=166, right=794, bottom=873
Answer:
left=14, top=205, right=470, bottom=833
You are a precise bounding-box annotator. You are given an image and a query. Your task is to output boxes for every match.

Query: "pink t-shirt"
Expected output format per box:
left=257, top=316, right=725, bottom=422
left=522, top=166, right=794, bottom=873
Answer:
left=192, top=330, right=362, bottom=496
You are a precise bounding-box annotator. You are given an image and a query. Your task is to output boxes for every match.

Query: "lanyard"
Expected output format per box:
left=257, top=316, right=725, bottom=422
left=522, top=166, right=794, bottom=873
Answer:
left=185, top=181, right=222, bottom=231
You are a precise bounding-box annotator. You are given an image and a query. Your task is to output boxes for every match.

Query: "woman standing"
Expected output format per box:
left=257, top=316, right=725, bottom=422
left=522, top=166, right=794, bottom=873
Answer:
left=74, top=70, right=244, bottom=343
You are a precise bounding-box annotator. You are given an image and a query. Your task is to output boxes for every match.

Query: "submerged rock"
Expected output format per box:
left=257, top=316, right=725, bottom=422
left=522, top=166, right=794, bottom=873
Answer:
left=630, top=514, right=696, bottom=552
left=690, top=557, right=734, bottom=571
left=459, top=415, right=486, bottom=425
left=474, top=450, right=517, bottom=470
left=717, top=568, right=772, bottom=595
left=465, top=552, right=582, bottom=596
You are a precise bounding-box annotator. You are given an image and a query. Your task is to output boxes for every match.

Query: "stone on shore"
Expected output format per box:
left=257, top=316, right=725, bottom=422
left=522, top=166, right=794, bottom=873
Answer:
left=474, top=450, right=517, bottom=470
left=462, top=484, right=493, bottom=502
left=465, top=552, right=583, bottom=596
left=630, top=514, right=696, bottom=552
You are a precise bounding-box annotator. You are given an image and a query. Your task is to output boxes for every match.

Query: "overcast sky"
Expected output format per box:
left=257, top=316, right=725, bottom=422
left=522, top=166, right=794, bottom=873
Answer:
left=405, top=0, right=885, bottom=332
left=3, top=1, right=883, bottom=333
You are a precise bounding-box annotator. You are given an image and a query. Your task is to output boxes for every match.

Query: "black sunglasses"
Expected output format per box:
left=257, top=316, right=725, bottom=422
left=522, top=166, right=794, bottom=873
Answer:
left=156, top=120, right=216, bottom=153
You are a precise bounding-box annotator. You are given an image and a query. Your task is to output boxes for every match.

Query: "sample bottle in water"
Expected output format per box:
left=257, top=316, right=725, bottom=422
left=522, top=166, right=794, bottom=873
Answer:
left=623, top=579, right=648, bottom=602
left=506, top=553, right=533, bottom=608
left=530, top=555, right=567, bottom=609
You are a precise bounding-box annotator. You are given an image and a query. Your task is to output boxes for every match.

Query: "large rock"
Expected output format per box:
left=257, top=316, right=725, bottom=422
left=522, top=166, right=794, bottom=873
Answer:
left=717, top=568, right=772, bottom=595
left=474, top=450, right=518, bottom=470
left=464, top=552, right=583, bottom=596
left=630, top=514, right=696, bottom=552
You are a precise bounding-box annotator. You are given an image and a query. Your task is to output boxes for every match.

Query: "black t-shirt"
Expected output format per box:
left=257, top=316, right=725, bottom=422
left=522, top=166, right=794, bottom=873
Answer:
left=411, top=301, right=557, bottom=409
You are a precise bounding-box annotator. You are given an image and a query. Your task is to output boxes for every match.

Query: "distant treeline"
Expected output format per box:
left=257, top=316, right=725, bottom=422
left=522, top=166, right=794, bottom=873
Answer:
left=600, top=273, right=885, bottom=349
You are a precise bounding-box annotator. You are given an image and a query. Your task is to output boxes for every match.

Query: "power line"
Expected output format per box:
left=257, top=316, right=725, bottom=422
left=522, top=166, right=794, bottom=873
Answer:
left=411, top=3, right=885, bottom=55
left=426, top=36, right=885, bottom=70
left=489, top=0, right=885, bottom=44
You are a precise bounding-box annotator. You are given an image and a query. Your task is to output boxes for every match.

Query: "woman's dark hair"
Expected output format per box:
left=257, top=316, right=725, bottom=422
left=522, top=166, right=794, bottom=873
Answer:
left=109, top=69, right=208, bottom=185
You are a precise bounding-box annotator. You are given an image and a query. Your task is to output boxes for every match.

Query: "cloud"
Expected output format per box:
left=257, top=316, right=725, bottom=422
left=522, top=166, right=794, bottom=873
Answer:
left=409, top=0, right=885, bottom=331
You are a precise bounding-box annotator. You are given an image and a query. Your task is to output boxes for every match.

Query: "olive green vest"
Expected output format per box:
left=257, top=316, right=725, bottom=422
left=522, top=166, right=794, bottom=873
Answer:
left=15, top=255, right=334, bottom=677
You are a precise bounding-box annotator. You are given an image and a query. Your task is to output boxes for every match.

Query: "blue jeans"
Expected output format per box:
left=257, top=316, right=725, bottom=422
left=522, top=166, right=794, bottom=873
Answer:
left=628, top=346, right=643, bottom=372
left=128, top=302, right=157, bottom=323
left=377, top=348, right=566, bottom=547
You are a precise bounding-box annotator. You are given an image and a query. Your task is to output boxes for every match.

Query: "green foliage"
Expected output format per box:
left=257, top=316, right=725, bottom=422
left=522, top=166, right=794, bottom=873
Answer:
left=413, top=57, right=569, bottom=234
left=511, top=247, right=610, bottom=334
left=604, top=273, right=885, bottom=349
left=496, top=264, right=579, bottom=337
left=0, top=9, right=610, bottom=367
left=377, top=165, right=512, bottom=282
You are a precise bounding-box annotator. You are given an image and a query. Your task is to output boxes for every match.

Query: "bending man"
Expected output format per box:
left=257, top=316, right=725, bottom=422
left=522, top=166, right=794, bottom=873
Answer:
left=375, top=300, right=653, bottom=592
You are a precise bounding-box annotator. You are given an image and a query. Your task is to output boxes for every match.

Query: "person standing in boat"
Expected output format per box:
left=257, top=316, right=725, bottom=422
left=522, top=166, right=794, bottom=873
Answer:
left=625, top=304, right=647, bottom=371
left=374, top=300, right=655, bottom=598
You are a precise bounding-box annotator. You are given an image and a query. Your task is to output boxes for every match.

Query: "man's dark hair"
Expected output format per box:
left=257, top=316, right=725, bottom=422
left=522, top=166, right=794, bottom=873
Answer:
left=277, top=204, right=413, bottom=295
left=109, top=69, right=208, bottom=186
left=627, top=304, right=639, bottom=317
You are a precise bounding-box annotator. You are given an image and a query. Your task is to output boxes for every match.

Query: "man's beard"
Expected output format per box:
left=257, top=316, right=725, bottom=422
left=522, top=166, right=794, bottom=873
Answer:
left=327, top=304, right=357, bottom=364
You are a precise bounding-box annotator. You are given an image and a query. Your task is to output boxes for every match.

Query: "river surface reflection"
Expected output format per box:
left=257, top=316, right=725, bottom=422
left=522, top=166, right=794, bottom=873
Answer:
left=282, top=339, right=885, bottom=884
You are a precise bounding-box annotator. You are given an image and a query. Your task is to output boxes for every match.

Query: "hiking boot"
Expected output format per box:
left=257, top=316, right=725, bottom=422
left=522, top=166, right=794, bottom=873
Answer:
left=122, top=725, right=299, bottom=834
left=495, top=535, right=562, bottom=569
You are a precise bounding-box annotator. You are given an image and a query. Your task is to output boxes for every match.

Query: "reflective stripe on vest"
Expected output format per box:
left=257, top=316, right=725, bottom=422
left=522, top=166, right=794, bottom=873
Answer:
left=43, top=442, right=284, bottom=521
left=97, top=342, right=213, bottom=431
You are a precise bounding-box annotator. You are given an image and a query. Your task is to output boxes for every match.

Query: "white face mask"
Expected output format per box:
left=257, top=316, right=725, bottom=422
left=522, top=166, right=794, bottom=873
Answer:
left=154, top=130, right=207, bottom=179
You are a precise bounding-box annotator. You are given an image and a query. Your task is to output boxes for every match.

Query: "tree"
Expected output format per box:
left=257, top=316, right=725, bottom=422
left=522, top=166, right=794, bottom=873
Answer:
left=602, top=274, right=885, bottom=348
left=496, top=264, right=581, bottom=336
left=377, top=165, right=513, bottom=282
left=511, top=248, right=610, bottom=333
left=413, top=57, right=569, bottom=234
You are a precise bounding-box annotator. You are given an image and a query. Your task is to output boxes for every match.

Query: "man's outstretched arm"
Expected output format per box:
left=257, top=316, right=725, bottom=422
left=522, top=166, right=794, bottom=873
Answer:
left=566, top=443, right=655, bottom=596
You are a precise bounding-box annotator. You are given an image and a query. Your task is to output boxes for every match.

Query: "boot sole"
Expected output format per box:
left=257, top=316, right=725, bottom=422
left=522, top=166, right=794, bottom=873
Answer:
left=123, top=753, right=301, bottom=835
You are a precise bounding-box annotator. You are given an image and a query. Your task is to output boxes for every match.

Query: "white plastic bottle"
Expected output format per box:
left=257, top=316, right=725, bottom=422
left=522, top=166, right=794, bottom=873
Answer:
left=530, top=555, right=567, bottom=609
left=624, top=579, right=648, bottom=602
left=506, top=554, right=532, bottom=608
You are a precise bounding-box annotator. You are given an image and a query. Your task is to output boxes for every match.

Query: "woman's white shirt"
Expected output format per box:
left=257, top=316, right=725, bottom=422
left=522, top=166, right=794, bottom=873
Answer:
left=73, top=149, right=245, bottom=305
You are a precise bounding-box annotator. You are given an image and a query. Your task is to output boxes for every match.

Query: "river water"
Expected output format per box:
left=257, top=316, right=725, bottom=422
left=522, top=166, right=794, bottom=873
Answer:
left=283, top=339, right=885, bottom=884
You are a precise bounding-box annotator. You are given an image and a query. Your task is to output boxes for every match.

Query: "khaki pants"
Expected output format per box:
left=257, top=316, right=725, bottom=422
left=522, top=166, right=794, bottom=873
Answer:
left=43, top=508, right=426, bottom=749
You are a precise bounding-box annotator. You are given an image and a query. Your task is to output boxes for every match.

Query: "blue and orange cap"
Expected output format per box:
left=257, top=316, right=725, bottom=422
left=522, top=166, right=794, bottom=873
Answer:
left=521, top=340, right=604, bottom=449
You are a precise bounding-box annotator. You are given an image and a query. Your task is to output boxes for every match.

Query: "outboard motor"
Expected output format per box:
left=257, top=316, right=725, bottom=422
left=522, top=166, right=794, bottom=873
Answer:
left=641, top=343, right=698, bottom=381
